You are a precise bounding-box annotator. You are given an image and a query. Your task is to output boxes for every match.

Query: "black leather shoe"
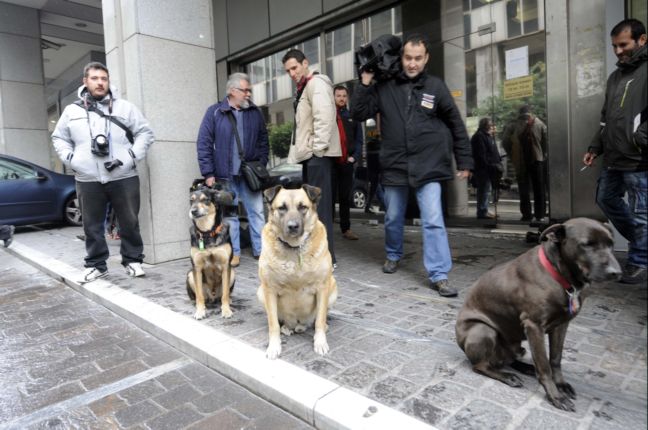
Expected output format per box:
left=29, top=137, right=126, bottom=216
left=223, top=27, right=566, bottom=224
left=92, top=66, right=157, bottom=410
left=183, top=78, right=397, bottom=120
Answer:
left=382, top=259, right=399, bottom=274
left=430, top=279, right=458, bottom=297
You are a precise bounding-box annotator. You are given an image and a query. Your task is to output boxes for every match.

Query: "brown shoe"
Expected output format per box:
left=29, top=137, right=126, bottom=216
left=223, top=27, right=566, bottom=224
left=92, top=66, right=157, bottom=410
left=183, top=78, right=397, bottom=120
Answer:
left=231, top=255, right=240, bottom=267
left=342, top=230, right=359, bottom=240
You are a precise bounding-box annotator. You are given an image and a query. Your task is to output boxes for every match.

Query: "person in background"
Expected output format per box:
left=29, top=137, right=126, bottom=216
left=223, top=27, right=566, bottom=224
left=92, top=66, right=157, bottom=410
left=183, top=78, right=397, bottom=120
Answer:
left=582, top=18, right=647, bottom=284
left=470, top=117, right=502, bottom=219
left=332, top=85, right=362, bottom=240
left=196, top=72, right=268, bottom=267
left=282, top=48, right=341, bottom=265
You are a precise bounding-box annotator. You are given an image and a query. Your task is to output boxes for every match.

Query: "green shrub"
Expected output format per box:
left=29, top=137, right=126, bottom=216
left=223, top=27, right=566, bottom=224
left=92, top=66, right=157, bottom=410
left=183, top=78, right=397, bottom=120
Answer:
left=268, top=122, right=293, bottom=159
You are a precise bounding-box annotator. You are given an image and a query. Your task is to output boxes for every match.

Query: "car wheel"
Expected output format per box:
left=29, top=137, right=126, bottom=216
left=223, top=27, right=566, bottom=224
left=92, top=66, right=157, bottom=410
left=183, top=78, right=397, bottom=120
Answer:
left=352, top=188, right=367, bottom=209
left=64, top=194, right=82, bottom=226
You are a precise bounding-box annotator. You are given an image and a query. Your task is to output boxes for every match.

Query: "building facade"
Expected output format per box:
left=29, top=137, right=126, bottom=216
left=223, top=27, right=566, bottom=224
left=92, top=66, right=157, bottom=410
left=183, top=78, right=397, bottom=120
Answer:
left=0, top=0, right=646, bottom=263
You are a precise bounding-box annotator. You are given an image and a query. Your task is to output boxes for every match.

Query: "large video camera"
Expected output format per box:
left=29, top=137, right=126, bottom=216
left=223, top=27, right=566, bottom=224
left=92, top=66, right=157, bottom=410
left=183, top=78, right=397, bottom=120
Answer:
left=354, top=34, right=402, bottom=82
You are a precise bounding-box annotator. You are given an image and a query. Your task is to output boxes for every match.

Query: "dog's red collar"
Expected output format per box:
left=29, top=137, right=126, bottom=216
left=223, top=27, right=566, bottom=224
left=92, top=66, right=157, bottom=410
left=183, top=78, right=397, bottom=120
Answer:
left=538, top=246, right=571, bottom=290
left=539, top=246, right=581, bottom=315
left=197, top=222, right=224, bottom=239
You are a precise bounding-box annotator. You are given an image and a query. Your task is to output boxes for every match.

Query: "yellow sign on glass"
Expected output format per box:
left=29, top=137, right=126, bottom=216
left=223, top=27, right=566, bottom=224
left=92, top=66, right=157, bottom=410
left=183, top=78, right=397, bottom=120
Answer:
left=503, top=75, right=533, bottom=100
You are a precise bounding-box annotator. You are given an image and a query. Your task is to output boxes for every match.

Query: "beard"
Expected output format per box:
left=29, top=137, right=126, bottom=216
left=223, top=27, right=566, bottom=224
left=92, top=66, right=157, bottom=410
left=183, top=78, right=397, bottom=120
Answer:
left=240, top=99, right=250, bottom=109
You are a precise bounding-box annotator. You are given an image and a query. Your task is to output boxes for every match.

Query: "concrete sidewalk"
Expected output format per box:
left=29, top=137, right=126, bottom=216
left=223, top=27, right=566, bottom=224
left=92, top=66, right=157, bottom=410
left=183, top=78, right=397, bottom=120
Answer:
left=4, top=221, right=647, bottom=429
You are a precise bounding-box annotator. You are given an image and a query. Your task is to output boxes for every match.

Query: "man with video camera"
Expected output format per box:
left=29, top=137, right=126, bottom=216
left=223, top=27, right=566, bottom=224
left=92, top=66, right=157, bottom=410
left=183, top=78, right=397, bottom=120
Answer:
left=53, top=62, right=154, bottom=283
left=352, top=33, right=473, bottom=297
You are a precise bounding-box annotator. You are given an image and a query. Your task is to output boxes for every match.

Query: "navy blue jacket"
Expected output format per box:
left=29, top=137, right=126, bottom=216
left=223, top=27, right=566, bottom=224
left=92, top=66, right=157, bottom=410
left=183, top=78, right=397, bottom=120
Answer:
left=338, top=106, right=363, bottom=161
left=197, top=98, right=269, bottom=180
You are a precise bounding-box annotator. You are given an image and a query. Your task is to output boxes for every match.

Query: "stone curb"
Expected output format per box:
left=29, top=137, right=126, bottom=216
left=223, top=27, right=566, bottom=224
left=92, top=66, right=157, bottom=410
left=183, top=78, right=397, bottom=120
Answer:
left=6, top=242, right=435, bottom=430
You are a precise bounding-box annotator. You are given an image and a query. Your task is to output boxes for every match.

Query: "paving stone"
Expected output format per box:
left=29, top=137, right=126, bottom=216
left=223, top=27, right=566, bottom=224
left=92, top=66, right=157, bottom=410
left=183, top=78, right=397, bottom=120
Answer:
left=152, top=383, right=202, bottom=410
left=81, top=360, right=149, bottom=391
left=88, top=394, right=129, bottom=417
left=417, top=380, right=473, bottom=411
left=155, top=369, right=190, bottom=390
left=446, top=399, right=512, bottom=429
left=367, top=351, right=412, bottom=370
left=118, top=379, right=166, bottom=405
left=145, top=404, right=204, bottom=430
left=590, top=400, right=648, bottom=430
left=304, top=358, right=344, bottom=378
left=114, top=400, right=164, bottom=428
left=519, top=408, right=580, bottom=430
left=401, top=397, right=450, bottom=426
left=368, top=376, right=417, bottom=406
left=187, top=408, right=249, bottom=430
left=334, top=362, right=384, bottom=389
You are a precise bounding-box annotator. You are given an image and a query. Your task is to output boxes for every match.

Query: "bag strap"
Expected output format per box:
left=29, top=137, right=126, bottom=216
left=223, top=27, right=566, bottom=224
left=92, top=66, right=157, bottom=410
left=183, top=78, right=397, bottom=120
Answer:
left=225, top=110, right=246, bottom=161
left=74, top=100, right=134, bottom=144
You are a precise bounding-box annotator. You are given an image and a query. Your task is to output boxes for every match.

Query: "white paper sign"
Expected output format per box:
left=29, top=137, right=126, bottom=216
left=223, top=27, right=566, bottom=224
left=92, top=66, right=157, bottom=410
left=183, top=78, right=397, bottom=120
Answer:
left=505, top=46, right=529, bottom=80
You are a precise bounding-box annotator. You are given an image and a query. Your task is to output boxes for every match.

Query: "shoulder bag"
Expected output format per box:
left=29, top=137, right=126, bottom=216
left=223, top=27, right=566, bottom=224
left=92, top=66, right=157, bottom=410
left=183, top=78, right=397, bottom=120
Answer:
left=226, top=111, right=269, bottom=191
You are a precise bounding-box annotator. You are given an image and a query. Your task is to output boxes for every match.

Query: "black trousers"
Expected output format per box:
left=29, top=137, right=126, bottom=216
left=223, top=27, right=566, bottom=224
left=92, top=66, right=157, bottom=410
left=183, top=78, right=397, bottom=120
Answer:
left=332, top=162, right=354, bottom=233
left=302, top=156, right=336, bottom=264
left=76, top=176, right=144, bottom=270
left=517, top=161, right=546, bottom=220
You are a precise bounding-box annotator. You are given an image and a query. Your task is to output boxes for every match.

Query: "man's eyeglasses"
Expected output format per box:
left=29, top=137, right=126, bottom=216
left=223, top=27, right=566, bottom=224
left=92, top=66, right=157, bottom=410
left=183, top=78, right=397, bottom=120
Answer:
left=235, top=88, right=252, bottom=94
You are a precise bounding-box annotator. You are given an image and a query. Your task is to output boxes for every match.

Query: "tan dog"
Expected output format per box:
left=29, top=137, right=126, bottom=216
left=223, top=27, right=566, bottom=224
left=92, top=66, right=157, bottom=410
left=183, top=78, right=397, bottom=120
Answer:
left=257, top=184, right=338, bottom=359
left=186, top=184, right=236, bottom=320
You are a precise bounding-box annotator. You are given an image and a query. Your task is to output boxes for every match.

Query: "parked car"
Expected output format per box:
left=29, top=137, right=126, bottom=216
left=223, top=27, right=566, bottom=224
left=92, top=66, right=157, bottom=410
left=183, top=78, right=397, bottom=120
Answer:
left=0, top=154, right=82, bottom=226
left=266, top=162, right=368, bottom=209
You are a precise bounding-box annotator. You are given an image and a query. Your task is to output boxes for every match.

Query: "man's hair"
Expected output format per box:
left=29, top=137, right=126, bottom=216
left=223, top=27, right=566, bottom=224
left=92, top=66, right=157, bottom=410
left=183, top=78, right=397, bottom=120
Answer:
left=478, top=117, right=492, bottom=131
left=333, top=85, right=348, bottom=94
left=226, top=72, right=250, bottom=94
left=83, top=62, right=109, bottom=78
left=611, top=18, right=646, bottom=41
left=518, top=104, right=531, bottom=115
left=282, top=48, right=307, bottom=64
left=402, top=33, right=430, bottom=54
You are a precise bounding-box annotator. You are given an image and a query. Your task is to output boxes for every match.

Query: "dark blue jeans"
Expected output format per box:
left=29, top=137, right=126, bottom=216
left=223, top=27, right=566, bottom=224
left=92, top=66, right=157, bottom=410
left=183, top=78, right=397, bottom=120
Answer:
left=596, top=169, right=647, bottom=267
left=76, top=176, right=144, bottom=270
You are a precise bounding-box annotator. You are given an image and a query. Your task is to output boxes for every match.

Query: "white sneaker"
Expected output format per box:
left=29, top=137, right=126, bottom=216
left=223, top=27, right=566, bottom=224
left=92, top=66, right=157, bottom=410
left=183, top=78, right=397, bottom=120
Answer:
left=80, top=267, right=108, bottom=283
left=125, top=262, right=145, bottom=277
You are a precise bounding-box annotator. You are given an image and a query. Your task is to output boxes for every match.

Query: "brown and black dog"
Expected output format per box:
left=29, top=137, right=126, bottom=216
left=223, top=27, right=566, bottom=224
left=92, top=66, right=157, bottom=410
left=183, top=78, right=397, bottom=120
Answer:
left=186, top=182, right=236, bottom=320
left=456, top=218, right=621, bottom=411
left=257, top=184, right=338, bottom=359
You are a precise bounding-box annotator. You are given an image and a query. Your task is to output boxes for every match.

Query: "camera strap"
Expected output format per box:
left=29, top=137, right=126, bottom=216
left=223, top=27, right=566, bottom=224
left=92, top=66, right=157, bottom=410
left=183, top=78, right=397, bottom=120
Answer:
left=74, top=98, right=134, bottom=144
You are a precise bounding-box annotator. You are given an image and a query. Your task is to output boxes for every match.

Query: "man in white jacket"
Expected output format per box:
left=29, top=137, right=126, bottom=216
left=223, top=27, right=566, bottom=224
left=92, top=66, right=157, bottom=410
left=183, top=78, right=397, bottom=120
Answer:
left=282, top=49, right=341, bottom=264
left=52, top=62, right=154, bottom=282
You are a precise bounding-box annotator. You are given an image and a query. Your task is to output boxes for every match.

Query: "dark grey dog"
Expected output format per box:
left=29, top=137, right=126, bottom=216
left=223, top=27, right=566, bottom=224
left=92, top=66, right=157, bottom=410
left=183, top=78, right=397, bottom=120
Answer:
left=455, top=218, right=621, bottom=411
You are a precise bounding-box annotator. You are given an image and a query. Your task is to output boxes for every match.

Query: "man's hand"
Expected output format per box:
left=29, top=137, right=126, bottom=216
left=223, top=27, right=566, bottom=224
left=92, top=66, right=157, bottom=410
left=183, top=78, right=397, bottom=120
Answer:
left=456, top=169, right=470, bottom=179
left=205, top=177, right=215, bottom=187
left=582, top=152, right=597, bottom=167
left=348, top=156, right=355, bottom=164
left=361, top=71, right=374, bottom=86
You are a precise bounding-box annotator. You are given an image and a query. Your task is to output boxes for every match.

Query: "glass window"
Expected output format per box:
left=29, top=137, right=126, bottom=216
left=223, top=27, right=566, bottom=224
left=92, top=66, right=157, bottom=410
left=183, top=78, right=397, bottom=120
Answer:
left=0, top=159, right=37, bottom=181
left=522, top=0, right=539, bottom=33
left=333, top=25, right=352, bottom=56
left=370, top=9, right=392, bottom=39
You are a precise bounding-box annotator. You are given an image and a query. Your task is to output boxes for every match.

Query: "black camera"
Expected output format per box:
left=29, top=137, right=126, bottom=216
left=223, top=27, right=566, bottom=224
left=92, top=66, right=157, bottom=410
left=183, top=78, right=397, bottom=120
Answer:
left=354, top=34, right=402, bottom=82
left=104, top=159, right=123, bottom=172
left=91, top=134, right=110, bottom=157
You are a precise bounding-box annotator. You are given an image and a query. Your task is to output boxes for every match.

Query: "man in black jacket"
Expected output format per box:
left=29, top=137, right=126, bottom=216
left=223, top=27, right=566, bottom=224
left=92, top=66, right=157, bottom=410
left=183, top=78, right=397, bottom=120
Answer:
left=471, top=118, right=502, bottom=219
left=583, top=19, right=647, bottom=284
left=333, top=85, right=363, bottom=240
left=352, top=33, right=473, bottom=297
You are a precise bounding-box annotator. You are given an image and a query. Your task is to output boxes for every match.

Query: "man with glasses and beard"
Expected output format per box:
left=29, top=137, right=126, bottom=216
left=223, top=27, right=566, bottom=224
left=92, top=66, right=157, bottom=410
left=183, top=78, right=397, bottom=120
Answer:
left=196, top=72, right=269, bottom=267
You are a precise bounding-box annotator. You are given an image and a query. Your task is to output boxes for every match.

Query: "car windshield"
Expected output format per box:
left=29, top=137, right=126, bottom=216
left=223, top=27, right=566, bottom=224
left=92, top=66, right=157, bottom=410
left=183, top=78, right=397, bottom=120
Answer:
left=0, top=159, right=38, bottom=181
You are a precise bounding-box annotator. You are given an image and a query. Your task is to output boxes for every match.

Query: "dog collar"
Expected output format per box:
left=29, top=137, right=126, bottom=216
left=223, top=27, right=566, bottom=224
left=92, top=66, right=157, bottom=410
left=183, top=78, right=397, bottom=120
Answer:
left=197, top=223, right=224, bottom=251
left=538, top=246, right=580, bottom=315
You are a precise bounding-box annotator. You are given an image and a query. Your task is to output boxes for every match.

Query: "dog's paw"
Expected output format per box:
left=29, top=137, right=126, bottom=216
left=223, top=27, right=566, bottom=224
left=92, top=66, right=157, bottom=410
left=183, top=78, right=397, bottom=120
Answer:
left=556, top=382, right=576, bottom=399
left=266, top=340, right=282, bottom=360
left=501, top=372, right=524, bottom=388
left=548, top=394, right=575, bottom=412
left=281, top=325, right=293, bottom=336
left=221, top=306, right=233, bottom=319
left=294, top=324, right=306, bottom=333
left=313, top=332, right=329, bottom=356
left=193, top=307, right=207, bottom=320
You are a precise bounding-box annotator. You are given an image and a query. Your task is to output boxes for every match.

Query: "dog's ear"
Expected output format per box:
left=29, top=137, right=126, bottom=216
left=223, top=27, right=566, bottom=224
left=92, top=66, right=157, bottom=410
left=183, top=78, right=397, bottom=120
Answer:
left=539, top=223, right=566, bottom=243
left=302, top=184, right=322, bottom=205
left=208, top=188, right=234, bottom=206
left=263, top=185, right=283, bottom=205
